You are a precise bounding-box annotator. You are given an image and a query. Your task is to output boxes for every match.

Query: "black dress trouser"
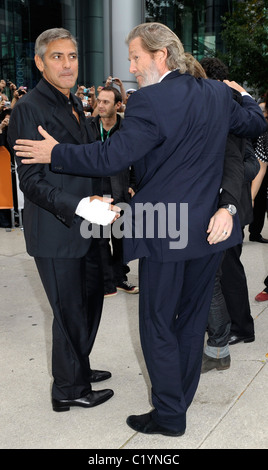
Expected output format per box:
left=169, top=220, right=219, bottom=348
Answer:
left=221, top=243, right=254, bottom=337
left=35, top=239, right=104, bottom=401
left=207, top=262, right=231, bottom=348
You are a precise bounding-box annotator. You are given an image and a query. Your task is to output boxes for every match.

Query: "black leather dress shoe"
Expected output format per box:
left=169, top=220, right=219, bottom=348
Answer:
left=89, top=369, right=111, bottom=383
left=126, top=411, right=185, bottom=437
left=52, top=389, right=114, bottom=412
left=228, top=334, right=255, bottom=345
left=249, top=235, right=268, bottom=243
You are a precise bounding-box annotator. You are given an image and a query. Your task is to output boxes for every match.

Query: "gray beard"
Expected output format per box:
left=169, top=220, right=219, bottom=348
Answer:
left=139, top=64, right=162, bottom=88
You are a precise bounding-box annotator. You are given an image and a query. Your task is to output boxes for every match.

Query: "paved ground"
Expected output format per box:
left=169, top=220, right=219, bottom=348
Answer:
left=0, top=222, right=267, bottom=452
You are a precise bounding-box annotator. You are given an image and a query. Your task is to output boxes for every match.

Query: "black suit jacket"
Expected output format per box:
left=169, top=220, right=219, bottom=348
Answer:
left=88, top=114, right=136, bottom=203
left=8, top=78, right=99, bottom=258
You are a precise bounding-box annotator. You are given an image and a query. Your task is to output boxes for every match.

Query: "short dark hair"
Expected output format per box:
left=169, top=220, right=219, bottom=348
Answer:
left=99, top=86, right=122, bottom=104
left=200, top=57, right=229, bottom=81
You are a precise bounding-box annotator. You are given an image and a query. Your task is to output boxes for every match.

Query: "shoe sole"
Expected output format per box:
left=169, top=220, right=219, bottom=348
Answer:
left=202, top=364, right=230, bottom=373
left=104, top=292, right=117, bottom=298
left=126, top=419, right=185, bottom=437
left=229, top=337, right=255, bottom=345
left=149, top=429, right=185, bottom=437
left=90, top=373, right=112, bottom=383
left=117, top=287, right=139, bottom=294
left=216, top=364, right=230, bottom=370
left=146, top=430, right=185, bottom=437
left=52, top=391, right=114, bottom=412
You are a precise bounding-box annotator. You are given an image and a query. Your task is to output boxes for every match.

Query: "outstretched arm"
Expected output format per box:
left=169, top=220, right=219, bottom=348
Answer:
left=14, top=125, right=56, bottom=164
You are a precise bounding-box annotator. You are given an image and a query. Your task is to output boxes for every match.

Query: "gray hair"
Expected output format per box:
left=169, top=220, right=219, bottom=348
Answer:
left=126, top=22, right=187, bottom=73
left=35, top=28, right=78, bottom=60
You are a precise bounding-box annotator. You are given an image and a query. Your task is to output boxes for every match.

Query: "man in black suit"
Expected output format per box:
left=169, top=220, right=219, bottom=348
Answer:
left=8, top=28, right=118, bottom=412
left=199, top=59, right=258, bottom=374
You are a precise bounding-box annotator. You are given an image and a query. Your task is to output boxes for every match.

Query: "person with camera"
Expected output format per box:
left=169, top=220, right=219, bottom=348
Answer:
left=105, top=76, right=127, bottom=105
left=11, top=86, right=27, bottom=108
left=0, top=93, right=11, bottom=113
left=75, top=84, right=96, bottom=116
left=3, top=79, right=17, bottom=103
left=0, top=79, right=6, bottom=94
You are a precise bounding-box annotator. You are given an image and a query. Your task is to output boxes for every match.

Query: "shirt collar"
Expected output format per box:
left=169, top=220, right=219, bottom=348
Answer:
left=158, top=69, right=179, bottom=82
left=42, top=77, right=75, bottom=106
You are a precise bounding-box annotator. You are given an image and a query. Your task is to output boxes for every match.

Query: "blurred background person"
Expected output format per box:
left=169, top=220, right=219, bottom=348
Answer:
left=249, top=92, right=268, bottom=243
left=200, top=57, right=258, bottom=358
left=253, top=95, right=268, bottom=303
left=88, top=85, right=138, bottom=297
left=11, top=86, right=27, bottom=108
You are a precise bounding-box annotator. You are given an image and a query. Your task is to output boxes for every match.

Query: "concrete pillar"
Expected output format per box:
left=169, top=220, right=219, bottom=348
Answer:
left=76, top=0, right=104, bottom=89
left=61, top=1, right=77, bottom=36
left=103, top=0, right=144, bottom=90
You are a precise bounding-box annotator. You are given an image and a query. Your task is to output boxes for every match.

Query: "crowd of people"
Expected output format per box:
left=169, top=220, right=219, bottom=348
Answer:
left=74, top=77, right=135, bottom=118
left=2, top=23, right=268, bottom=437
left=0, top=79, right=28, bottom=227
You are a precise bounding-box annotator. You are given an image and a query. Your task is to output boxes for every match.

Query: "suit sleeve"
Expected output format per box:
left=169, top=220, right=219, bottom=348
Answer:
left=244, top=139, right=260, bottom=182
left=51, top=84, right=267, bottom=178
left=229, top=94, right=267, bottom=138
left=218, top=134, right=245, bottom=207
left=51, top=91, right=165, bottom=177
left=8, top=102, right=81, bottom=227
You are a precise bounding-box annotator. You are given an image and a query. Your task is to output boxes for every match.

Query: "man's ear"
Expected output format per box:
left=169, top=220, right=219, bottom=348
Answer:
left=115, top=101, right=122, bottom=111
left=35, top=55, right=44, bottom=74
left=155, top=48, right=168, bottom=64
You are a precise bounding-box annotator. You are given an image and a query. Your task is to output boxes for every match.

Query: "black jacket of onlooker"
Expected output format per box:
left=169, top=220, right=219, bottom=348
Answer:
left=88, top=114, right=136, bottom=205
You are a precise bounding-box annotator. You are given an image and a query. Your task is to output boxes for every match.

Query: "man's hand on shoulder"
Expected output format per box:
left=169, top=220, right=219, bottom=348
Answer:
left=223, top=80, right=251, bottom=97
left=14, top=126, right=57, bottom=164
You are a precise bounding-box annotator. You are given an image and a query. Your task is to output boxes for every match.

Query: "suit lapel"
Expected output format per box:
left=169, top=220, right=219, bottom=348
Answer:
left=52, top=100, right=83, bottom=145
left=36, top=80, right=84, bottom=145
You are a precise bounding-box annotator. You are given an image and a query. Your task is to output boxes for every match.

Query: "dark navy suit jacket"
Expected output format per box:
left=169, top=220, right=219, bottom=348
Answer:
left=50, top=71, right=267, bottom=263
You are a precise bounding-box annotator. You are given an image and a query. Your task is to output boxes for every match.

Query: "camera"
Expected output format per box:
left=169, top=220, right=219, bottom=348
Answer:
left=6, top=79, right=11, bottom=87
left=111, top=78, right=116, bottom=82
left=18, top=89, right=27, bottom=96
left=83, top=88, right=92, bottom=95
left=4, top=101, right=11, bottom=107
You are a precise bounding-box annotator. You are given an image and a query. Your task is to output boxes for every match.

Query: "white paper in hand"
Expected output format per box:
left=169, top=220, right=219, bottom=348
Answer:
left=76, top=198, right=116, bottom=225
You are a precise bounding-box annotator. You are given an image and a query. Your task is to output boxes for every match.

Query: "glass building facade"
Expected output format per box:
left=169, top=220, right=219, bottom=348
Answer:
left=0, top=0, right=233, bottom=93
left=0, top=0, right=87, bottom=92
left=145, top=0, right=233, bottom=60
